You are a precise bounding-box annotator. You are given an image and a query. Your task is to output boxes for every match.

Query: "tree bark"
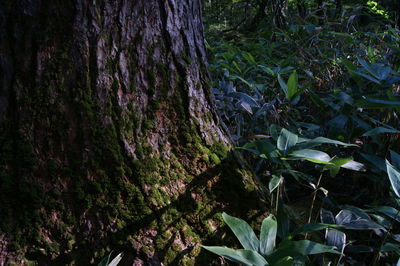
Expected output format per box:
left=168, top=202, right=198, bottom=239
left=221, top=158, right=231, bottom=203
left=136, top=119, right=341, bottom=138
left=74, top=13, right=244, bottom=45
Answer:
left=0, top=0, right=260, bottom=265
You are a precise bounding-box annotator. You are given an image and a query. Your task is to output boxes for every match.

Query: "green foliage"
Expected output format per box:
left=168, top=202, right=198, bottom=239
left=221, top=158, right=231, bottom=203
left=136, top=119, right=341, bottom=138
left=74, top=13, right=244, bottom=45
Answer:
left=202, top=213, right=340, bottom=265
left=386, top=160, right=400, bottom=198
left=205, top=1, right=400, bottom=264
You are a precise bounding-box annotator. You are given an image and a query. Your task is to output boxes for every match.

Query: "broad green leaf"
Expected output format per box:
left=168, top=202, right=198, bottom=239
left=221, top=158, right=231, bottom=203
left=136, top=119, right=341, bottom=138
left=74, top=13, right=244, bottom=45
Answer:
left=340, top=219, right=384, bottom=230
left=353, top=71, right=381, bottom=84
left=201, top=246, right=269, bottom=266
left=351, top=114, right=371, bottom=130
left=276, top=66, right=295, bottom=75
left=289, top=224, right=340, bottom=239
left=240, top=101, right=253, bottom=114
left=368, top=206, right=400, bottom=223
left=269, top=175, right=282, bottom=193
left=340, top=160, right=365, bottom=172
left=327, top=114, right=348, bottom=128
left=377, top=65, right=391, bottom=80
left=278, top=74, right=289, bottom=99
left=386, top=160, right=400, bottom=198
left=340, top=206, right=371, bottom=220
left=357, top=57, right=378, bottom=78
left=287, top=71, right=299, bottom=100
left=296, top=137, right=357, bottom=149
left=269, top=124, right=280, bottom=140
left=335, top=210, right=384, bottom=230
left=325, top=229, right=346, bottom=253
left=362, top=127, right=399, bottom=136
left=327, top=158, right=353, bottom=177
left=260, top=215, right=277, bottom=256
left=238, top=140, right=279, bottom=159
left=320, top=208, right=336, bottom=224
left=222, top=213, right=260, bottom=251
left=289, top=149, right=332, bottom=164
left=356, top=98, right=400, bottom=109
left=267, top=240, right=340, bottom=264
left=370, top=213, right=392, bottom=228
left=277, top=129, right=298, bottom=154
left=229, top=92, right=259, bottom=107
left=281, top=240, right=341, bottom=256
left=326, top=158, right=365, bottom=176
left=254, top=140, right=279, bottom=158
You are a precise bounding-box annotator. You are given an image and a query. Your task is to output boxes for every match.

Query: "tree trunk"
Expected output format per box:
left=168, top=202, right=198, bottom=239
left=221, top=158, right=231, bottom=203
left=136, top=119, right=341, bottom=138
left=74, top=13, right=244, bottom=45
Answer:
left=0, top=1, right=261, bottom=265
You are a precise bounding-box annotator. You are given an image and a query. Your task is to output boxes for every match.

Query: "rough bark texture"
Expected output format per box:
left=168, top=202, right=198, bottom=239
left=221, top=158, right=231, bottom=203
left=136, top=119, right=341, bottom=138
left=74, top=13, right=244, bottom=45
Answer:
left=0, top=0, right=261, bottom=265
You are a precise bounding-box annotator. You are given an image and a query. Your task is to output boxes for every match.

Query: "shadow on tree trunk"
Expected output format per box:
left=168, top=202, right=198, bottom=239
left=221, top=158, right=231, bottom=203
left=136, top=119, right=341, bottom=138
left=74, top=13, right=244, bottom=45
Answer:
left=0, top=143, right=264, bottom=265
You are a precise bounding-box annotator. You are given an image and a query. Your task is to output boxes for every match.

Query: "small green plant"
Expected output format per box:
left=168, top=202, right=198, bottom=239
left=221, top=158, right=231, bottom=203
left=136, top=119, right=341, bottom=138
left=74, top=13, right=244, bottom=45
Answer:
left=202, top=212, right=341, bottom=265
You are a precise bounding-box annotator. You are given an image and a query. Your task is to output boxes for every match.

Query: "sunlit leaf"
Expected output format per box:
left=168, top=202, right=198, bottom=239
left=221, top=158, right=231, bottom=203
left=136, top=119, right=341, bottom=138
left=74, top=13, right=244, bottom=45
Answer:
left=287, top=71, right=299, bottom=100
left=260, top=215, right=277, bottom=256
left=222, top=212, right=260, bottom=251
left=325, top=229, right=346, bottom=253
left=269, top=175, right=282, bottom=193
left=386, top=160, right=400, bottom=198
left=368, top=206, right=400, bottom=223
left=340, top=160, right=366, bottom=172
left=289, top=149, right=332, bottom=164
left=202, top=246, right=269, bottom=266
left=229, top=92, right=259, bottom=107
left=335, top=210, right=384, bottom=230
left=98, top=252, right=123, bottom=266
left=296, top=137, right=357, bottom=150
left=277, top=128, right=298, bottom=154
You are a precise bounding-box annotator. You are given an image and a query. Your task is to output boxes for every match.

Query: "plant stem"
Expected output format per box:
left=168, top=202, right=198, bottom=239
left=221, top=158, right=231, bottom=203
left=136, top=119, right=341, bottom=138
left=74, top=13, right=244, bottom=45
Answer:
left=305, top=172, right=323, bottom=239
left=275, top=184, right=280, bottom=215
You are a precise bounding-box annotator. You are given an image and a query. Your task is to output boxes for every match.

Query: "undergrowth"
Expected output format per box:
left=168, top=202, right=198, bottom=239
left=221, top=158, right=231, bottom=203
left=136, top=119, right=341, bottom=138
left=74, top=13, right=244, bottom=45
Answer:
left=203, top=0, right=400, bottom=265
